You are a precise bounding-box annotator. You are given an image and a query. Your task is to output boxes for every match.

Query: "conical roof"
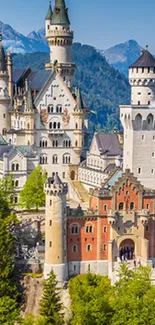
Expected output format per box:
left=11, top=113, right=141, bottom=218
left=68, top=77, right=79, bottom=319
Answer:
left=52, top=0, right=70, bottom=25
left=76, top=87, right=84, bottom=110
left=46, top=1, right=53, bottom=20
left=54, top=173, right=63, bottom=185
left=130, top=50, right=155, bottom=68
left=0, top=32, right=7, bottom=72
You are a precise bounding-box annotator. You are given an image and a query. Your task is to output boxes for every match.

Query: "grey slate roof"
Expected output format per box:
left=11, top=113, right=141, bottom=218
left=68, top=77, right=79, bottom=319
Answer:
left=13, top=68, right=30, bottom=84
left=130, top=50, right=155, bottom=68
left=54, top=173, right=62, bottom=185
left=76, top=87, right=84, bottom=110
left=27, top=70, right=52, bottom=91
left=0, top=145, right=13, bottom=159
left=95, top=133, right=123, bottom=157
left=0, top=135, right=7, bottom=145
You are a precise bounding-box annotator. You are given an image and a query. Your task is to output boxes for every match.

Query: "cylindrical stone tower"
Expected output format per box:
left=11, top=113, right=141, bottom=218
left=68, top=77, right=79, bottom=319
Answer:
left=0, top=33, right=10, bottom=137
left=45, top=0, right=75, bottom=88
left=44, top=174, right=68, bottom=283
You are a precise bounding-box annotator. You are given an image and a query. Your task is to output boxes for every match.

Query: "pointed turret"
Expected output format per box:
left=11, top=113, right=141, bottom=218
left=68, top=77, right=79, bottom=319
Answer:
left=26, top=88, right=34, bottom=110
left=0, top=32, right=7, bottom=72
left=46, top=1, right=53, bottom=20
left=76, top=87, right=84, bottom=110
left=54, top=173, right=63, bottom=185
left=52, top=0, right=70, bottom=26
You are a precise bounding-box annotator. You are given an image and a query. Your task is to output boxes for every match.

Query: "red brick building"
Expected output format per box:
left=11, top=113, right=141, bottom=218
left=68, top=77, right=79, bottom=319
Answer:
left=67, top=169, right=155, bottom=276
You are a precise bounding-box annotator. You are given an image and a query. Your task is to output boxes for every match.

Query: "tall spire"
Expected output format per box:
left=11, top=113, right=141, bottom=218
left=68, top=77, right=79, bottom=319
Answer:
left=26, top=88, right=34, bottom=110
left=0, top=32, right=7, bottom=72
left=76, top=87, right=84, bottom=110
left=46, top=1, right=53, bottom=20
left=52, top=0, right=70, bottom=25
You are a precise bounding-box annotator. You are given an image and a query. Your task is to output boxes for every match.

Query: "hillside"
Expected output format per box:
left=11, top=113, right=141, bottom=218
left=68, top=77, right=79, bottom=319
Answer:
left=12, top=43, right=130, bottom=133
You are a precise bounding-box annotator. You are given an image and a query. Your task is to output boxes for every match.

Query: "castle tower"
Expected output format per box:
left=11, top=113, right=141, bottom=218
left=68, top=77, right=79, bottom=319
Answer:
left=7, top=51, right=13, bottom=103
left=45, top=0, right=75, bottom=88
left=44, top=174, right=68, bottom=282
left=0, top=32, right=10, bottom=138
left=72, top=88, right=89, bottom=159
left=120, top=49, right=155, bottom=189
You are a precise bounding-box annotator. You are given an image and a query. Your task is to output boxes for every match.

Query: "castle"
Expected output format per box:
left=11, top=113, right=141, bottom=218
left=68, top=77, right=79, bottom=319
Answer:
left=0, top=0, right=155, bottom=282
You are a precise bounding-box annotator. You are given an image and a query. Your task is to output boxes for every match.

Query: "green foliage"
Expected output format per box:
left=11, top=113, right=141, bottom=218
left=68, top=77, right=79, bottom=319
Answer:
left=111, top=264, right=155, bottom=325
left=0, top=213, right=20, bottom=324
left=0, top=174, right=15, bottom=218
left=21, top=314, right=47, bottom=325
left=19, top=165, right=47, bottom=210
left=0, top=296, right=20, bottom=325
left=69, top=273, right=112, bottom=325
left=12, top=43, right=130, bottom=134
left=40, top=270, right=64, bottom=325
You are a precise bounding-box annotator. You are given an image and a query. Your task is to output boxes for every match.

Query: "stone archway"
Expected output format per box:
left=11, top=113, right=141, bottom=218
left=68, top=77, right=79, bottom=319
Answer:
left=119, top=238, right=135, bottom=260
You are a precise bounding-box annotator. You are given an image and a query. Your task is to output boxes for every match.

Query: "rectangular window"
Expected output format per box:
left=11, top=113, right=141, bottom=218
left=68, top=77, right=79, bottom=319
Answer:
left=138, top=168, right=141, bottom=174
left=148, top=101, right=150, bottom=105
left=138, top=101, right=140, bottom=105
left=74, top=265, right=76, bottom=271
left=146, top=203, right=150, bottom=210
left=142, top=135, right=145, bottom=140
left=63, top=172, right=65, bottom=179
left=152, top=152, right=155, bottom=157
left=153, top=135, right=155, bottom=140
left=104, top=226, right=107, bottom=233
left=50, top=200, right=52, bottom=206
left=49, top=241, right=52, bottom=247
left=104, top=204, right=107, bottom=211
left=146, top=225, right=149, bottom=232
left=151, top=169, right=154, bottom=174
left=142, top=67, right=144, bottom=73
left=49, top=220, right=52, bottom=226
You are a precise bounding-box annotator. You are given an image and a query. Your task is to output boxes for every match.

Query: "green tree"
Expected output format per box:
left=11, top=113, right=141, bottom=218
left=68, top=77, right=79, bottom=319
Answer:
left=22, top=314, right=47, bottom=325
left=111, top=264, right=155, bottom=325
left=0, top=174, right=15, bottom=218
left=0, top=296, right=20, bottom=325
left=0, top=213, right=20, bottom=324
left=69, top=273, right=113, bottom=325
left=40, top=270, right=64, bottom=325
left=19, top=165, right=47, bottom=210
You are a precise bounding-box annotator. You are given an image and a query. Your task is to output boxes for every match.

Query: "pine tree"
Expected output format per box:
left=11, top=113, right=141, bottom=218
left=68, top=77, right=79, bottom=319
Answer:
left=40, top=271, right=64, bottom=325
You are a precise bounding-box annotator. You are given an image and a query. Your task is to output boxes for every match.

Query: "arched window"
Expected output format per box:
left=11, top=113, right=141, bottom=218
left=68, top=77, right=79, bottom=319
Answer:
left=16, top=164, right=19, bottom=171
left=147, top=113, right=154, bottom=130
left=63, top=154, right=71, bottom=164
left=49, top=122, right=52, bottom=129
left=118, top=202, right=124, bottom=211
left=86, top=225, right=93, bottom=233
left=53, top=122, right=57, bottom=129
left=15, top=180, right=19, bottom=187
left=58, top=122, right=60, bottom=129
left=27, top=123, right=30, bottom=130
left=72, top=245, right=78, bottom=252
left=52, top=155, right=58, bottom=164
left=75, top=140, right=78, bottom=147
left=52, top=140, right=58, bottom=147
left=48, top=105, right=54, bottom=113
left=71, top=224, right=79, bottom=234
left=87, top=244, right=92, bottom=252
left=135, top=113, right=142, bottom=130
left=40, top=155, right=48, bottom=164
left=75, top=123, right=78, bottom=129
left=130, top=202, right=134, bottom=210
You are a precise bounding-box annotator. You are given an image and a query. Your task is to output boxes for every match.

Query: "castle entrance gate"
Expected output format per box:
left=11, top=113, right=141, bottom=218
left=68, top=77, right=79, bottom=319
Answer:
left=119, top=239, right=135, bottom=260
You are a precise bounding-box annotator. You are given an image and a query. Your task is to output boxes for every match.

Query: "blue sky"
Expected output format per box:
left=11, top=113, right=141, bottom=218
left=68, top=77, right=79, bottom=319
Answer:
left=0, top=0, right=155, bottom=51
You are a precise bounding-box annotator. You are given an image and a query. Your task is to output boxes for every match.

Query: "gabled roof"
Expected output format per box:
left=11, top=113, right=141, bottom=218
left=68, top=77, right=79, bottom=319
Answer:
left=130, top=50, right=155, bottom=68
left=54, top=173, right=62, bottom=185
left=95, top=133, right=123, bottom=157
left=13, top=68, right=31, bottom=84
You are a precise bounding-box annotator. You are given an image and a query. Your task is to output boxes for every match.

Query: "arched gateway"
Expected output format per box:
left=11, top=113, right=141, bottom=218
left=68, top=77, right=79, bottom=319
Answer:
left=119, top=239, right=135, bottom=260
